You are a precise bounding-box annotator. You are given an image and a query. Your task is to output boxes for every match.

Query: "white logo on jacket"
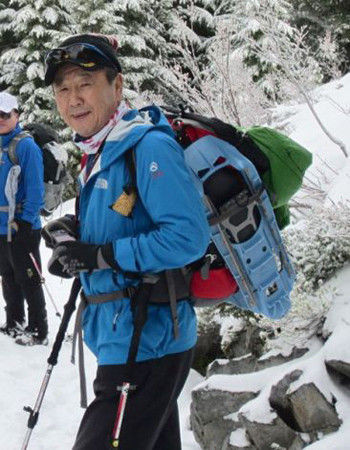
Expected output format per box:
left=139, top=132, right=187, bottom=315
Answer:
left=95, top=178, right=108, bottom=189
left=150, top=162, right=158, bottom=172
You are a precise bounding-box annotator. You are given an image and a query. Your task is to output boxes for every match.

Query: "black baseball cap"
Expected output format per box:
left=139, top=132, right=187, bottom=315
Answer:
left=44, top=34, right=122, bottom=86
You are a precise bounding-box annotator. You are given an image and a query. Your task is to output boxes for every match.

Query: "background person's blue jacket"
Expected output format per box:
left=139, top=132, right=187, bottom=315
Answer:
left=0, top=123, right=44, bottom=234
left=79, top=106, right=210, bottom=365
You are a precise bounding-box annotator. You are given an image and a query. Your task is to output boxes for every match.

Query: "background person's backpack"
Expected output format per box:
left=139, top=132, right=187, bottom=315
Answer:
left=8, top=123, right=69, bottom=217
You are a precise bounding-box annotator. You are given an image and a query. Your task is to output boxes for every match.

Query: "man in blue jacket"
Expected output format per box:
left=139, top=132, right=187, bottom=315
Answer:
left=0, top=92, right=48, bottom=345
left=43, top=34, right=210, bottom=449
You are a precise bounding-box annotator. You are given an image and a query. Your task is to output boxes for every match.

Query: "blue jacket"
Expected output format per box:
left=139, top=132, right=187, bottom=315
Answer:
left=79, top=107, right=210, bottom=365
left=0, top=123, right=44, bottom=234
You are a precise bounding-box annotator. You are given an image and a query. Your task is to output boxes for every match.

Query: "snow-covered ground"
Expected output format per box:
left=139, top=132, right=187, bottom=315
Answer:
left=0, top=73, right=349, bottom=449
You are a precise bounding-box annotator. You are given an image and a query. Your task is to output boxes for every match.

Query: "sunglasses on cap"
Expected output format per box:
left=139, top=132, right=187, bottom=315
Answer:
left=0, top=111, right=12, bottom=120
left=45, top=43, right=117, bottom=71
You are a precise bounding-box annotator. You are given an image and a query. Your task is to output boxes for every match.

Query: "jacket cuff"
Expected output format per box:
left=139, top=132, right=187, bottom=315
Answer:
left=100, top=243, right=121, bottom=271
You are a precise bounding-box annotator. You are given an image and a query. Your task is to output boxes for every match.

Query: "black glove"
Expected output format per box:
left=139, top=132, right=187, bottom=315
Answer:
left=42, top=215, right=78, bottom=249
left=48, top=241, right=112, bottom=278
left=12, top=219, right=32, bottom=243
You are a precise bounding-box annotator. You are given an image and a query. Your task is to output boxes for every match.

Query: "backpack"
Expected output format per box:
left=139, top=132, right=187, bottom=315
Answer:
left=159, top=107, right=312, bottom=317
left=8, top=123, right=69, bottom=217
left=123, top=106, right=309, bottom=320
left=240, top=125, right=313, bottom=229
left=164, top=107, right=312, bottom=230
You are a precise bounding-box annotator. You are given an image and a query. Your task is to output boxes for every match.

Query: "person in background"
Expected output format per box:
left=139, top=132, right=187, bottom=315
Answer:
left=43, top=34, right=209, bottom=449
left=0, top=92, right=48, bottom=346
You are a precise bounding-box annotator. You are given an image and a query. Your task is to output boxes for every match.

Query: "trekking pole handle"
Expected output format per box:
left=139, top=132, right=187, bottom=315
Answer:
left=111, top=382, right=131, bottom=448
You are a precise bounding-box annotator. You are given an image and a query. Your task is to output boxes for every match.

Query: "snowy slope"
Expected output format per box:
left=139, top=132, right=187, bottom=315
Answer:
left=1, top=73, right=350, bottom=449
left=271, top=73, right=350, bottom=207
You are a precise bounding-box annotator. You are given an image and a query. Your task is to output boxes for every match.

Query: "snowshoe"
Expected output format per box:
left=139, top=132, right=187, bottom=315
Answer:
left=0, top=322, right=24, bottom=338
left=15, top=332, right=48, bottom=346
left=184, top=135, right=295, bottom=319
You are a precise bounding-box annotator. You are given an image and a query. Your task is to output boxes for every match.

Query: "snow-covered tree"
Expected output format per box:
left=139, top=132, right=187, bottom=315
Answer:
left=228, top=0, right=348, bottom=157
left=0, top=0, right=74, bottom=124
left=72, top=0, right=122, bottom=35
left=108, top=0, right=174, bottom=101
left=157, top=22, right=270, bottom=126
left=284, top=203, right=350, bottom=293
left=164, top=0, right=231, bottom=89
left=291, top=0, right=350, bottom=75
left=227, top=0, right=305, bottom=99
left=0, top=0, right=14, bottom=52
left=0, top=0, right=17, bottom=90
left=153, top=0, right=271, bottom=125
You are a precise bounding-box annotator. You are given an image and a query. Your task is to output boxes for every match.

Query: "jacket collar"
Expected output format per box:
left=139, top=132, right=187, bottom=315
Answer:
left=79, top=106, right=174, bottom=187
left=0, top=123, right=22, bottom=149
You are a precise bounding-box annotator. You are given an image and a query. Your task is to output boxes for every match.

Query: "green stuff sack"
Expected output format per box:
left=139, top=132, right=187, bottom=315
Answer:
left=244, top=126, right=313, bottom=228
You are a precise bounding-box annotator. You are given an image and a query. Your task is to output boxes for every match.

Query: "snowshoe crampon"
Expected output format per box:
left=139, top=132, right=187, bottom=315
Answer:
left=185, top=136, right=295, bottom=319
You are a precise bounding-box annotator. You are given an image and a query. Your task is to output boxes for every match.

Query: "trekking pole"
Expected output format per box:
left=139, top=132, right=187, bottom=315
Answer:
left=29, top=252, right=61, bottom=318
left=110, top=275, right=158, bottom=448
left=21, top=277, right=81, bottom=450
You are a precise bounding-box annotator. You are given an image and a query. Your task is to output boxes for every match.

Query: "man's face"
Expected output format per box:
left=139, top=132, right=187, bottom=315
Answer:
left=53, top=65, right=123, bottom=137
left=0, top=110, right=18, bottom=135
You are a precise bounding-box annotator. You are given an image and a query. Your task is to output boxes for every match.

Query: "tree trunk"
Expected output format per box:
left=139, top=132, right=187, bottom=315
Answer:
left=298, top=84, right=348, bottom=158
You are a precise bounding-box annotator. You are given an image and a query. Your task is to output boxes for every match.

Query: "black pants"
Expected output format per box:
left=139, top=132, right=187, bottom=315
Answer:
left=0, top=231, right=47, bottom=338
left=73, top=348, right=194, bottom=450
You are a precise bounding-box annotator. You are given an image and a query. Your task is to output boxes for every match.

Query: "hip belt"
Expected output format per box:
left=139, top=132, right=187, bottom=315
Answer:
left=72, top=269, right=190, bottom=408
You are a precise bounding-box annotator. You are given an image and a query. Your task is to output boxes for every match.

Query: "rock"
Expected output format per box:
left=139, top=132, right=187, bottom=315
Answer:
left=269, top=370, right=304, bottom=430
left=288, top=383, right=342, bottom=433
left=325, top=359, right=350, bottom=383
left=190, top=416, right=239, bottom=450
left=207, top=347, right=308, bottom=378
left=225, top=428, right=255, bottom=449
left=239, top=413, right=299, bottom=450
left=194, top=321, right=225, bottom=375
left=288, top=435, right=307, bottom=450
left=258, top=347, right=308, bottom=371
left=207, top=354, right=258, bottom=377
left=270, top=371, right=341, bottom=434
left=190, top=388, right=258, bottom=450
left=222, top=321, right=265, bottom=359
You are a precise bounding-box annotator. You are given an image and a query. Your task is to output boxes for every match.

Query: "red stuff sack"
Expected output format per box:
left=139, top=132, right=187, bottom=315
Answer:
left=190, top=267, right=238, bottom=306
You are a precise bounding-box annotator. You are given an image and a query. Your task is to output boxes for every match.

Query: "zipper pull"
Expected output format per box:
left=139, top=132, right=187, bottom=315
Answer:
left=112, top=311, right=120, bottom=331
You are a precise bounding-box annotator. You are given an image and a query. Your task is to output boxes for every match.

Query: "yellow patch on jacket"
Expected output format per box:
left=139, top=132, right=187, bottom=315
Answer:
left=110, top=188, right=137, bottom=217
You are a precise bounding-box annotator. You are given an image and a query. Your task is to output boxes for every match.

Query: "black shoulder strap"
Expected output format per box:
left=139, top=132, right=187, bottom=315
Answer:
left=124, top=147, right=137, bottom=194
